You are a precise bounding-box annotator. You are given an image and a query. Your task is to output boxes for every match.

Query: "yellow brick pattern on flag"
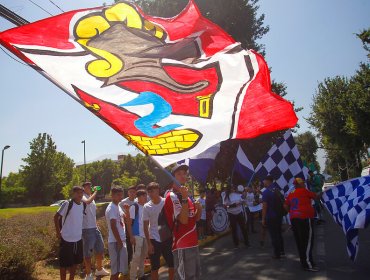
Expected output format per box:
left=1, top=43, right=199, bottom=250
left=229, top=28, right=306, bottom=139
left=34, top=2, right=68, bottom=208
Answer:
left=127, top=129, right=201, bottom=155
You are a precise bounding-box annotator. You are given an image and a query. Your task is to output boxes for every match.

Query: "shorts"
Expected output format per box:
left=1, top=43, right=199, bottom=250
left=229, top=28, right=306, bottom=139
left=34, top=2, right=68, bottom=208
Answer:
left=196, top=219, right=206, bottom=228
left=59, top=238, right=83, bottom=268
left=173, top=247, right=201, bottom=280
left=149, top=239, right=174, bottom=271
left=82, top=228, right=105, bottom=258
left=108, top=242, right=128, bottom=275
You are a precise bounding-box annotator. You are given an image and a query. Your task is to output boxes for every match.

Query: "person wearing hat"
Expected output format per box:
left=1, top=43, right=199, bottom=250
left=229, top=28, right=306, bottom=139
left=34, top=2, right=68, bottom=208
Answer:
left=163, top=163, right=203, bottom=280
left=284, top=178, right=321, bottom=272
left=222, top=185, right=250, bottom=248
left=81, top=182, right=109, bottom=279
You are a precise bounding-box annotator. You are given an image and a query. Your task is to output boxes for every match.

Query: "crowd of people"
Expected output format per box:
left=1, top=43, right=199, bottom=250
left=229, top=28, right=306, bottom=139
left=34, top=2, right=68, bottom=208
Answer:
left=53, top=162, right=324, bottom=280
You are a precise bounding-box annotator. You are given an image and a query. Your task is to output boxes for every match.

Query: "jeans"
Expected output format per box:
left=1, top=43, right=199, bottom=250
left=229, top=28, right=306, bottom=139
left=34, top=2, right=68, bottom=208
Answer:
left=129, top=236, right=148, bottom=280
left=228, top=212, right=249, bottom=246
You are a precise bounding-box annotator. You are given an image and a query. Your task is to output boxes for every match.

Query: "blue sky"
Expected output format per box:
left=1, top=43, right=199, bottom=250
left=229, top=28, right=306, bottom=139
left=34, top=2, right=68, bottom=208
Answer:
left=0, top=0, right=369, bottom=176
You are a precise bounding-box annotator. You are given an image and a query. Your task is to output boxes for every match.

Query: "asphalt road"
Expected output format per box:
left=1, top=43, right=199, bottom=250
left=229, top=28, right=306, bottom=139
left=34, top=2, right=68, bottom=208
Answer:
left=159, top=211, right=369, bottom=280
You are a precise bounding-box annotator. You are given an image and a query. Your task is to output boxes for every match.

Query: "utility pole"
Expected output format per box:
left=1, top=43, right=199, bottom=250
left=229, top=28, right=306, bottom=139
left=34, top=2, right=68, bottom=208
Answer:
left=0, top=145, right=11, bottom=202
left=82, top=140, right=87, bottom=182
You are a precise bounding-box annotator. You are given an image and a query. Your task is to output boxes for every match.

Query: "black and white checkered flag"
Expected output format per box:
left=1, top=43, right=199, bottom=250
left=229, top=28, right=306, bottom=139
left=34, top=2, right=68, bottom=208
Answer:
left=255, top=130, right=308, bottom=193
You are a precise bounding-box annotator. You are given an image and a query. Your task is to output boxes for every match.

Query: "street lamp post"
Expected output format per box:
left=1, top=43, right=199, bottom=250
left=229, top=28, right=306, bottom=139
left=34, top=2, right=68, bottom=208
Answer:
left=0, top=145, right=11, bottom=199
left=81, top=140, right=86, bottom=182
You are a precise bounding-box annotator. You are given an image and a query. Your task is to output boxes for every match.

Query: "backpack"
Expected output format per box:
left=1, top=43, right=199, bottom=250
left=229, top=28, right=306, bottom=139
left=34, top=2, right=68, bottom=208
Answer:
left=272, top=188, right=288, bottom=217
left=59, top=199, right=87, bottom=229
left=158, top=192, right=182, bottom=242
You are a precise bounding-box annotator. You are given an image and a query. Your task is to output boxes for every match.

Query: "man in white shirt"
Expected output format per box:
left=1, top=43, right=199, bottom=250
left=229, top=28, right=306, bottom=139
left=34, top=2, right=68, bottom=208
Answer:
left=127, top=189, right=148, bottom=280
left=105, top=186, right=128, bottom=280
left=222, top=185, right=250, bottom=248
left=54, top=186, right=85, bottom=280
left=81, top=182, right=109, bottom=279
left=119, top=185, right=137, bottom=263
left=143, top=182, right=174, bottom=280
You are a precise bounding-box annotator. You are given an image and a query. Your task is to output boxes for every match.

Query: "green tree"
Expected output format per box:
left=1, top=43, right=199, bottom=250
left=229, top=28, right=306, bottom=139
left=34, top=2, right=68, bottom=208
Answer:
left=21, top=133, right=74, bottom=204
left=308, top=76, right=367, bottom=179
left=346, top=63, right=370, bottom=146
left=356, top=28, right=370, bottom=57
left=1, top=172, right=27, bottom=206
left=61, top=169, right=81, bottom=199
left=113, top=172, right=138, bottom=188
left=294, top=131, right=320, bottom=171
left=2, top=172, right=24, bottom=189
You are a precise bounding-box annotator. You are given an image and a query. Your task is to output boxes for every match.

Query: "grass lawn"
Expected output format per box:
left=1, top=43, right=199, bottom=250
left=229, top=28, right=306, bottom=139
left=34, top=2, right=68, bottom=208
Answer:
left=0, top=206, right=58, bottom=218
left=0, top=202, right=109, bottom=219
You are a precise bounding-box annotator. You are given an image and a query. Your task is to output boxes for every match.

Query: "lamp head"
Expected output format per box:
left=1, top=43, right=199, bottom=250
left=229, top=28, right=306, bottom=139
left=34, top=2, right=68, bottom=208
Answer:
left=3, top=145, right=10, bottom=150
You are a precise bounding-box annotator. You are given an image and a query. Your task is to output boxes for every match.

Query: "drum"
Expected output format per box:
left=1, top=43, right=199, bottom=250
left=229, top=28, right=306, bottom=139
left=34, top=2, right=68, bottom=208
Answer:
left=211, top=204, right=229, bottom=233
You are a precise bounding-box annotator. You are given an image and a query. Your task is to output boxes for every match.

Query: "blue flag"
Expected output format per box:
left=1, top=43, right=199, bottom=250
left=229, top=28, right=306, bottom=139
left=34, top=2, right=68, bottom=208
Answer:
left=322, top=176, right=370, bottom=261
left=233, top=145, right=255, bottom=183
left=179, top=143, right=221, bottom=184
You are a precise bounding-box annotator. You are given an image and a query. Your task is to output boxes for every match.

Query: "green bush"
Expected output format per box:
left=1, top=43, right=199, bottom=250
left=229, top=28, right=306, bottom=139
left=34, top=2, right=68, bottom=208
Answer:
left=0, top=203, right=109, bottom=279
left=0, top=211, right=57, bottom=279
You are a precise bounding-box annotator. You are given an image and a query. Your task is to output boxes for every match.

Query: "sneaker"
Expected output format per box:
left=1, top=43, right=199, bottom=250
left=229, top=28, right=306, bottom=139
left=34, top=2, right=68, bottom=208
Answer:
left=95, top=268, right=110, bottom=277
left=304, top=267, right=320, bottom=272
left=85, top=273, right=93, bottom=280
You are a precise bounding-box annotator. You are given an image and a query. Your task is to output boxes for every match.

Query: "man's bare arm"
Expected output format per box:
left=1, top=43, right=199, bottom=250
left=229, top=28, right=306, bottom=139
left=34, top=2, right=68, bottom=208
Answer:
left=110, top=219, right=123, bottom=248
left=54, top=212, right=62, bottom=239
left=82, top=191, right=97, bottom=205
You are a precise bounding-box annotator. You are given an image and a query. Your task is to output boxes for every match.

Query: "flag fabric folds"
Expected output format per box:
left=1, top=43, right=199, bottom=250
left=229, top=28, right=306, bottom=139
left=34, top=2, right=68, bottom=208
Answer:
left=179, top=143, right=220, bottom=184
left=0, top=0, right=298, bottom=167
left=255, top=130, right=307, bottom=193
left=322, top=176, right=370, bottom=261
left=233, top=145, right=255, bottom=183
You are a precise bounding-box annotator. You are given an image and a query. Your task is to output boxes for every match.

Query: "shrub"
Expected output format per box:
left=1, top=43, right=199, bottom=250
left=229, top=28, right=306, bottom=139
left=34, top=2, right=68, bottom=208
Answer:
left=0, top=211, right=57, bottom=279
left=0, top=245, right=35, bottom=280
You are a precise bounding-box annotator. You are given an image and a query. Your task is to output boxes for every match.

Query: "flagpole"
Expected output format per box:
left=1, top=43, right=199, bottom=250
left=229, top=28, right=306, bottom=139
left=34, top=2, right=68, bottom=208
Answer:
left=147, top=154, right=182, bottom=187
left=246, top=172, right=256, bottom=188
left=0, top=9, right=183, bottom=189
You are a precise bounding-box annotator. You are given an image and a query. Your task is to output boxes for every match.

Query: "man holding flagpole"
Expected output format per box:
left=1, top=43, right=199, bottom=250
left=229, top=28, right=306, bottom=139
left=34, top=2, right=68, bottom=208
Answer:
left=164, top=164, right=203, bottom=280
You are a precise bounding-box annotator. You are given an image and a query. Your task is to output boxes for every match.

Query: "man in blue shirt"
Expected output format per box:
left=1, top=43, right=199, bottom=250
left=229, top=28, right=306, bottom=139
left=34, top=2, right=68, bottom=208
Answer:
left=261, top=175, right=285, bottom=259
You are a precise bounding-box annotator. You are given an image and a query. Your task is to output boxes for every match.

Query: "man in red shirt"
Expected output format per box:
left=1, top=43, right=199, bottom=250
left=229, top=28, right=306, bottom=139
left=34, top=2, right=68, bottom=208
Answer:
left=285, top=177, right=321, bottom=272
left=164, top=163, right=202, bottom=280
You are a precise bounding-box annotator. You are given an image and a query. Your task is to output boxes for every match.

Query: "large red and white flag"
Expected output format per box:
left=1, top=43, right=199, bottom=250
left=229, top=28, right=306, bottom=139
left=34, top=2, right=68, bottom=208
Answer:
left=0, top=0, right=298, bottom=166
